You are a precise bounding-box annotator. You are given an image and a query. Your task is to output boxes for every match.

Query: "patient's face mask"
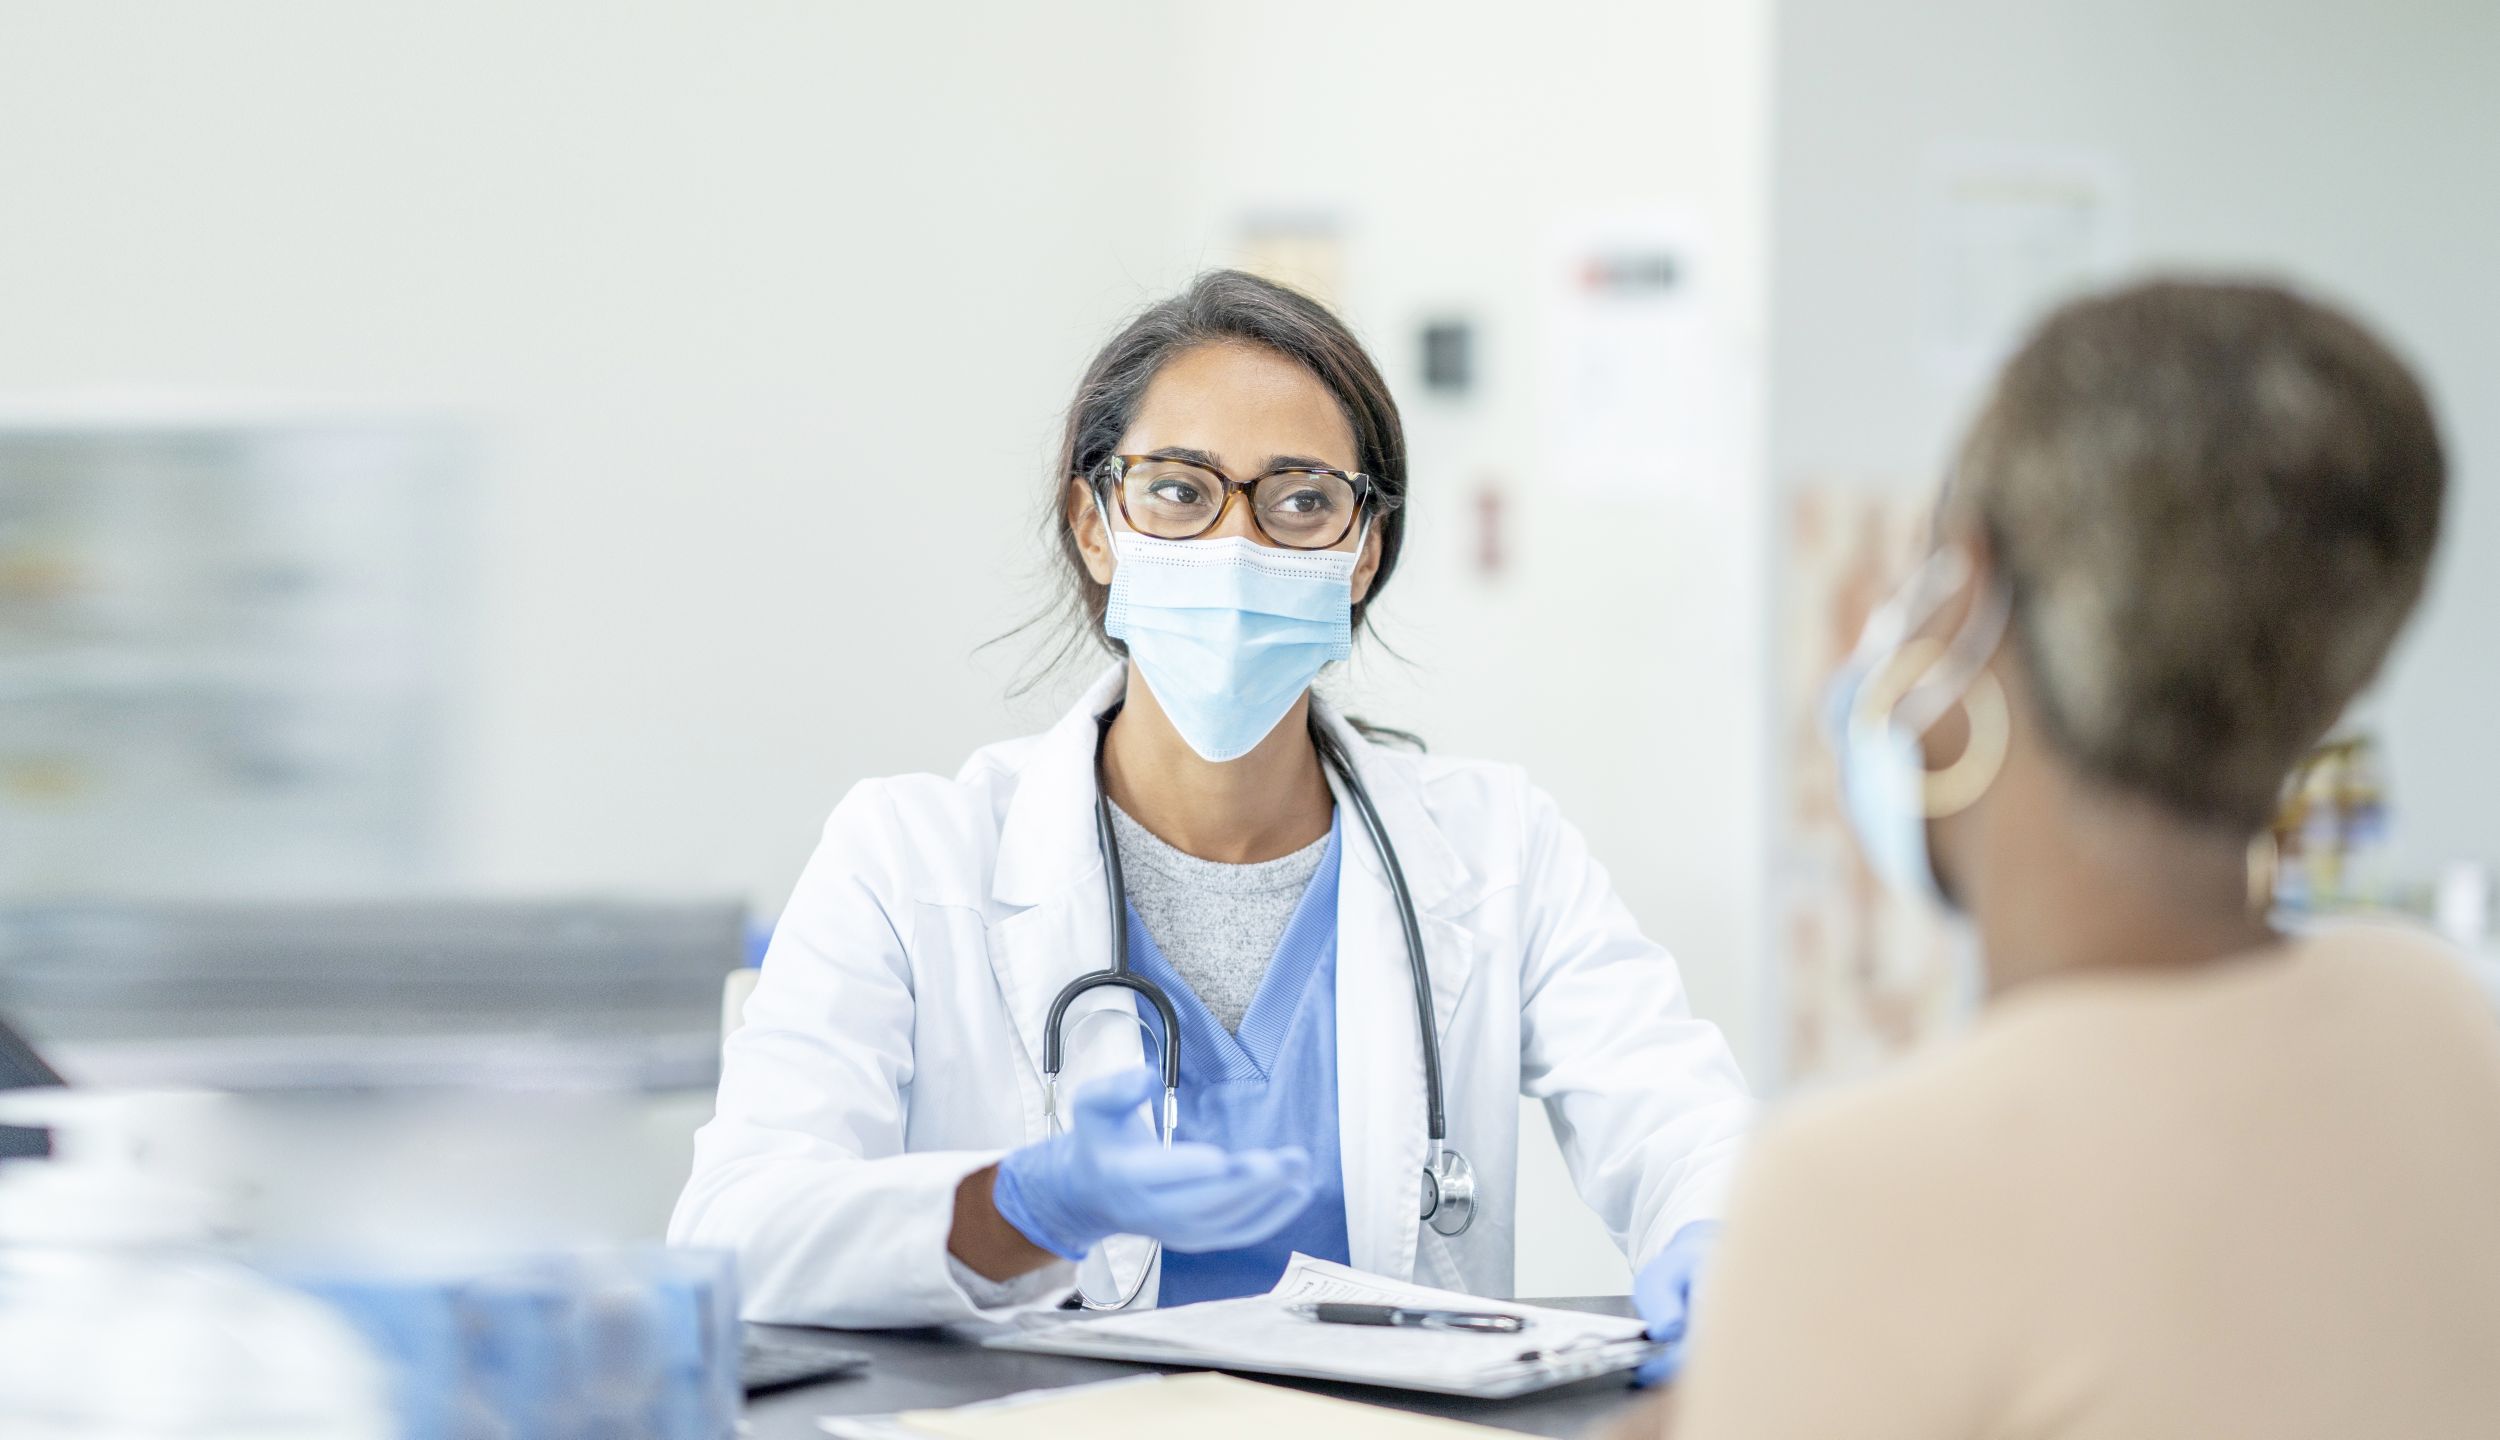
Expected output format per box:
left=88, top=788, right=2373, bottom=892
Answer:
left=1102, top=526, right=1358, bottom=763
left=1821, top=548, right=2012, bottom=912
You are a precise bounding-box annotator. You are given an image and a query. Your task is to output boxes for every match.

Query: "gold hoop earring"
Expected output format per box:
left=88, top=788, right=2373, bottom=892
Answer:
left=1922, top=668, right=2007, bottom=818
left=2245, top=831, right=2280, bottom=915
left=1853, top=636, right=2011, bottom=820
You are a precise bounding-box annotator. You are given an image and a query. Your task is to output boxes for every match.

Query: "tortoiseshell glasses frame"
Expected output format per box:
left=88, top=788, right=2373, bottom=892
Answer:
left=1088, top=453, right=1396, bottom=551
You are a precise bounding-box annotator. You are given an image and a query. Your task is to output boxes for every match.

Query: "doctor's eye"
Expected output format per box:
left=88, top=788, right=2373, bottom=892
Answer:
left=1126, top=463, right=1225, bottom=518
left=1141, top=476, right=1211, bottom=508
left=1253, top=472, right=1357, bottom=544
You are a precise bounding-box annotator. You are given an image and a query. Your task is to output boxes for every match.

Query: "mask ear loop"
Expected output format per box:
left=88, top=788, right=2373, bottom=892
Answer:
left=1846, top=547, right=1973, bottom=670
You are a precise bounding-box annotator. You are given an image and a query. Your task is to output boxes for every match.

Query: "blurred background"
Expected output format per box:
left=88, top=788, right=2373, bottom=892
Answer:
left=0, top=0, right=2490, bottom=1296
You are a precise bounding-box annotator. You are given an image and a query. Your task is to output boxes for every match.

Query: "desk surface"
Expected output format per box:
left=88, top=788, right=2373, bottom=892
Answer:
left=746, top=1296, right=1657, bottom=1438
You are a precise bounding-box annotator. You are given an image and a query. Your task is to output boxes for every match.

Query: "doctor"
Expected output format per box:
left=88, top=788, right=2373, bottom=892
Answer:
left=670, top=271, right=1751, bottom=1361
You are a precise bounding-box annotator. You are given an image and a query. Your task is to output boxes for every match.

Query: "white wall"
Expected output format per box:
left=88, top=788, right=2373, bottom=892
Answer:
left=1152, top=0, right=1777, bottom=1295
left=1769, top=0, right=2500, bottom=891
left=23, top=0, right=2484, bottom=1309
left=0, top=1, right=1777, bottom=1297
left=0, top=0, right=1192, bottom=905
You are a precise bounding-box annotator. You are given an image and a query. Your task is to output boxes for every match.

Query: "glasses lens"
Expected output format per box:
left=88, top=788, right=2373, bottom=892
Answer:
left=1252, top=470, right=1358, bottom=548
left=1120, top=461, right=1226, bottom=538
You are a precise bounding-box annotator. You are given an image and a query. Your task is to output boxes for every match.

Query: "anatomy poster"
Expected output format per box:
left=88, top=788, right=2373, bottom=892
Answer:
left=1774, top=482, right=1968, bottom=1086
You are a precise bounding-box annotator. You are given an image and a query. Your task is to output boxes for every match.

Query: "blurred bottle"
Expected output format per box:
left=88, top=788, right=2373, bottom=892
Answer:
left=0, top=1089, right=393, bottom=1439
left=2435, top=861, right=2493, bottom=951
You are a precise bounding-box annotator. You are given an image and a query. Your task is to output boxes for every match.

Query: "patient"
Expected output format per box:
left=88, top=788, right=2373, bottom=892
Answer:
left=1649, top=279, right=2500, bottom=1438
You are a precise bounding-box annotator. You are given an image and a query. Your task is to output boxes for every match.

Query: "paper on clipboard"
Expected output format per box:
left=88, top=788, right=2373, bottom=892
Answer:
left=982, top=1254, right=1657, bottom=1399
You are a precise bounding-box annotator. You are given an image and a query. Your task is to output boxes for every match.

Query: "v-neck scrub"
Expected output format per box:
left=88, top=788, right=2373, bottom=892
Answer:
left=1125, top=814, right=1353, bottom=1304
left=1107, top=799, right=1331, bottom=1033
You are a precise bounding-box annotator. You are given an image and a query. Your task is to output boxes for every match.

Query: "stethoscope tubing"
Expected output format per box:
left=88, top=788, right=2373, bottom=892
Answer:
left=1307, top=720, right=1447, bottom=1145
left=1042, top=704, right=1464, bottom=1308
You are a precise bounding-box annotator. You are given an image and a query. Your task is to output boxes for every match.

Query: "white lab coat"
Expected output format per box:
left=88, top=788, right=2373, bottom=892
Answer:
left=669, top=667, right=1753, bottom=1327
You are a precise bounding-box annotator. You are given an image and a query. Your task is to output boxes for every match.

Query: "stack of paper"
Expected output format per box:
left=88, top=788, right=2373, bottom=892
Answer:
left=984, top=1254, right=1657, bottom=1399
left=818, top=1373, right=1511, bottom=1438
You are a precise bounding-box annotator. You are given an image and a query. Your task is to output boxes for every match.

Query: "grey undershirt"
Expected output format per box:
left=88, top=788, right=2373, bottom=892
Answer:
left=1107, top=800, right=1331, bottom=1034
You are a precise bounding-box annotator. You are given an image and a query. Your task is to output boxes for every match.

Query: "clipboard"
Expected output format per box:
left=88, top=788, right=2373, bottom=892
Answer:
left=983, top=1255, right=1664, bottom=1400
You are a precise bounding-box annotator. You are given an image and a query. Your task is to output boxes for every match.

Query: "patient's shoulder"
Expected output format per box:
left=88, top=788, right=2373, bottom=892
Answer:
left=2298, top=918, right=2494, bottom=1011
left=1728, top=1039, right=2022, bottom=1241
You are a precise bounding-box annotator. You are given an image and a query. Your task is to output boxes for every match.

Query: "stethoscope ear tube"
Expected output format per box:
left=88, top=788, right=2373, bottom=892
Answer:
left=1308, top=722, right=1448, bottom=1149
left=1041, top=972, right=1182, bottom=1094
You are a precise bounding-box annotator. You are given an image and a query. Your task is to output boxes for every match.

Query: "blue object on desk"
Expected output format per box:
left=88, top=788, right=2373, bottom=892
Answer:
left=286, top=1246, right=742, bottom=1440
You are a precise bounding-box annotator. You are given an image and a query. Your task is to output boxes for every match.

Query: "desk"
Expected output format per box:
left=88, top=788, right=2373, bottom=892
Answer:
left=746, top=1296, right=1658, bottom=1438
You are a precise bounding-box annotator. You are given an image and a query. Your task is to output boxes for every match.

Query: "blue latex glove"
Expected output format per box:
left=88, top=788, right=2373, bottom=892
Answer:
left=1630, top=1219, right=1723, bottom=1387
left=992, top=1067, right=1316, bottom=1261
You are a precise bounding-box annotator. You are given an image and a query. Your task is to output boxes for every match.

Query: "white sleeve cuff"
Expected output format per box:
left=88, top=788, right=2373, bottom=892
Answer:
left=943, top=1251, right=1078, bottom=1315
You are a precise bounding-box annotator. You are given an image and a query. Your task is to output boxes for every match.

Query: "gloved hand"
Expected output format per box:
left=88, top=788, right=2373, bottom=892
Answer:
left=991, top=1067, right=1316, bottom=1261
left=1630, top=1219, right=1722, bottom=1387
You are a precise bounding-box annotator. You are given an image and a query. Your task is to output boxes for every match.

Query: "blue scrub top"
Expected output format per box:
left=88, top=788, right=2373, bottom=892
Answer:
left=1127, top=816, right=1352, bottom=1305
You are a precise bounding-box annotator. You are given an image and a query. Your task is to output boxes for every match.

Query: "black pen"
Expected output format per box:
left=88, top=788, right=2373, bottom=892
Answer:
left=1293, top=1302, right=1527, bottom=1334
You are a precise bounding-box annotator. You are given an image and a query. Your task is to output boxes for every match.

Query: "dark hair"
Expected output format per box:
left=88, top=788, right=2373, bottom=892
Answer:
left=1035, top=270, right=1407, bottom=672
left=1950, top=277, right=2446, bottom=830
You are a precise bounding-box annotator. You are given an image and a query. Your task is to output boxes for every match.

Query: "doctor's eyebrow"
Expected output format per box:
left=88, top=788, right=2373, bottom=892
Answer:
left=1260, top=453, right=1343, bottom=473
left=1139, top=446, right=1226, bottom=469
left=1137, top=446, right=1348, bottom=475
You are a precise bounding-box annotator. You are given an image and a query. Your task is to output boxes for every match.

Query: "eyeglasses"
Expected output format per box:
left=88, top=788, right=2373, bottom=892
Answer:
left=1090, top=453, right=1391, bottom=551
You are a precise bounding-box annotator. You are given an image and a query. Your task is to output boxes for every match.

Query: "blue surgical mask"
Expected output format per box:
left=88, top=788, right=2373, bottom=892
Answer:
left=1821, top=548, right=2011, bottom=913
left=1826, top=677, right=1945, bottom=905
left=1104, top=529, right=1358, bottom=763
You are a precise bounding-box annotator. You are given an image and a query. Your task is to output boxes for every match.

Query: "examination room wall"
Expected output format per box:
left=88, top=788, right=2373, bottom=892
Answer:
left=0, top=1, right=1775, bottom=1299
left=1144, top=0, right=1777, bottom=1297
left=21, top=0, right=2480, bottom=1309
left=0, top=0, right=1198, bottom=908
left=0, top=0, right=1198, bottom=1264
left=1761, top=0, right=2500, bottom=1083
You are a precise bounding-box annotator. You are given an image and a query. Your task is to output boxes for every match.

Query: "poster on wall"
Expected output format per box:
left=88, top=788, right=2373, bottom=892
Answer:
left=1775, top=482, right=1969, bottom=1087
left=1921, top=144, right=2129, bottom=395
left=1235, top=211, right=1349, bottom=310
left=1539, top=209, right=1737, bottom=503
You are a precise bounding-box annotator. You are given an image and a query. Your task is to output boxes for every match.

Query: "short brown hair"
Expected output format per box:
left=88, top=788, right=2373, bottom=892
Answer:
left=1951, top=278, right=2445, bottom=829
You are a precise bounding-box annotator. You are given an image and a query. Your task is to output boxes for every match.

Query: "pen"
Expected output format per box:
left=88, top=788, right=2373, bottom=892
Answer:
left=1295, top=1302, right=1527, bottom=1334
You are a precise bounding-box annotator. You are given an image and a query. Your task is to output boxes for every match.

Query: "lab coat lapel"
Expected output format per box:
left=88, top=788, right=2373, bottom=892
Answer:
left=987, top=667, right=1148, bottom=1118
left=1318, top=701, right=1475, bottom=1283
left=988, top=667, right=1160, bottom=1302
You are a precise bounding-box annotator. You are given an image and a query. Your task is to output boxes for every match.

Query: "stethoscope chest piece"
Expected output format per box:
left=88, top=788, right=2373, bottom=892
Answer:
left=1421, top=1142, right=1476, bottom=1237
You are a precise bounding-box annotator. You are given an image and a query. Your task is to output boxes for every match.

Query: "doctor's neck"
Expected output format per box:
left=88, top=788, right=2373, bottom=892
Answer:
left=1102, top=667, right=1336, bottom=865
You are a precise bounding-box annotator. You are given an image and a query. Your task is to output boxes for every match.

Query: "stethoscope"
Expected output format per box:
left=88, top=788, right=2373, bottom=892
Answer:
left=1040, top=702, right=1477, bottom=1310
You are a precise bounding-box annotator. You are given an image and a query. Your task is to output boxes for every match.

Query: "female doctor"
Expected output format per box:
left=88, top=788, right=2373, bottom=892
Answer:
left=670, top=271, right=1751, bottom=1369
